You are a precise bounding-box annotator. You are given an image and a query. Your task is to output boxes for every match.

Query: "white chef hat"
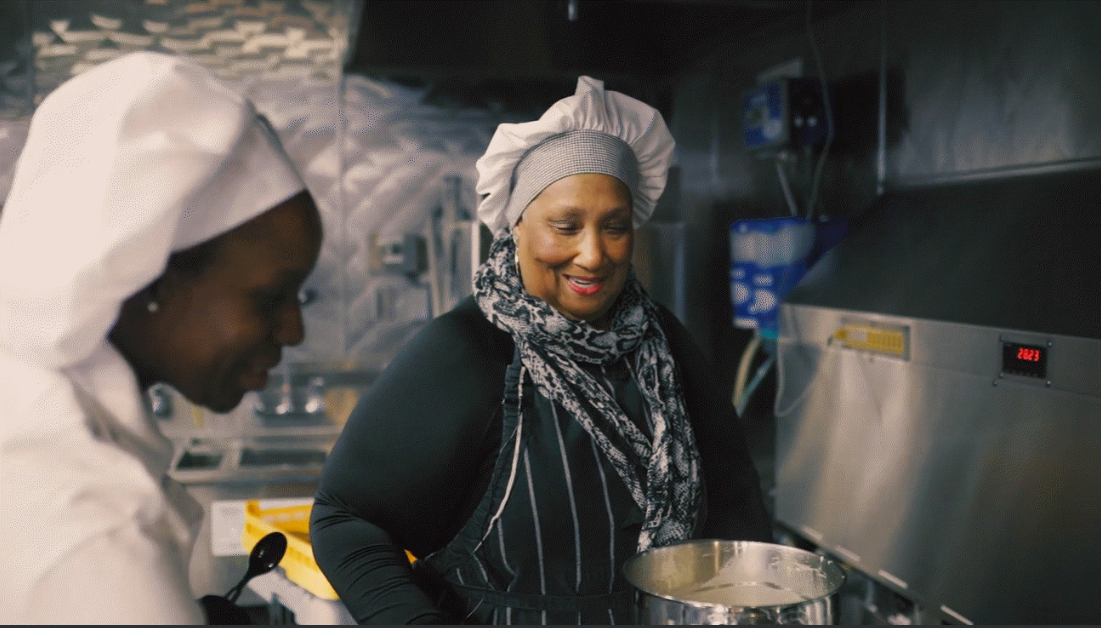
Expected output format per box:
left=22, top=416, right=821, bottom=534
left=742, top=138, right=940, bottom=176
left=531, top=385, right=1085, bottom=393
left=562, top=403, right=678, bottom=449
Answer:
left=475, top=76, right=675, bottom=238
left=0, top=51, right=306, bottom=368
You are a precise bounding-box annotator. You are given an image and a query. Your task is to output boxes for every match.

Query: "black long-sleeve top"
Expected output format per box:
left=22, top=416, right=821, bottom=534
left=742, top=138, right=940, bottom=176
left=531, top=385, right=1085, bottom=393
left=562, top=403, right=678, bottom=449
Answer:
left=311, top=296, right=772, bottom=624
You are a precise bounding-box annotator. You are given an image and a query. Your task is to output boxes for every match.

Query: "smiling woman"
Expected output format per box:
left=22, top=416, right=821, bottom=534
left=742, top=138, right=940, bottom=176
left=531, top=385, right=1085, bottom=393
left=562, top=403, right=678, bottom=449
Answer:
left=0, top=51, right=320, bottom=624
left=311, top=76, right=772, bottom=625
left=513, top=173, right=633, bottom=328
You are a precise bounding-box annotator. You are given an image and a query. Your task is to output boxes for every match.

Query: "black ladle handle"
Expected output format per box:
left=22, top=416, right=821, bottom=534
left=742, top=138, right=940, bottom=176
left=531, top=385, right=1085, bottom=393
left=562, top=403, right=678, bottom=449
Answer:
left=225, top=531, right=288, bottom=603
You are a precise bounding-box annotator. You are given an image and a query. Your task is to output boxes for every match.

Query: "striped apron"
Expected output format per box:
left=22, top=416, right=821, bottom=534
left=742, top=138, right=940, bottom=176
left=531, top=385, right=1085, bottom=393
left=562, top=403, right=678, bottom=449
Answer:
left=416, top=349, right=660, bottom=624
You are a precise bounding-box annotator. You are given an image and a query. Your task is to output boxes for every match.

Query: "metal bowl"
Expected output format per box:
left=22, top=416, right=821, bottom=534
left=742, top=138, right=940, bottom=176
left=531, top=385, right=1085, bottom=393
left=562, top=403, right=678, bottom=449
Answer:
left=623, top=539, right=845, bottom=624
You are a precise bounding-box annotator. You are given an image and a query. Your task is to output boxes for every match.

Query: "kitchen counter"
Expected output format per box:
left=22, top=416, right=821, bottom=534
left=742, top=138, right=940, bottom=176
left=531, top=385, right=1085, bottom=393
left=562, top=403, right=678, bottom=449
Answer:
left=169, top=430, right=338, bottom=485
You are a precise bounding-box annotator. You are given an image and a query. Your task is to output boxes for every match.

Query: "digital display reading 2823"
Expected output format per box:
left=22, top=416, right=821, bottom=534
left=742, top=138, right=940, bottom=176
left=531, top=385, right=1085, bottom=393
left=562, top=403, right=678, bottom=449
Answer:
left=1002, top=342, right=1047, bottom=379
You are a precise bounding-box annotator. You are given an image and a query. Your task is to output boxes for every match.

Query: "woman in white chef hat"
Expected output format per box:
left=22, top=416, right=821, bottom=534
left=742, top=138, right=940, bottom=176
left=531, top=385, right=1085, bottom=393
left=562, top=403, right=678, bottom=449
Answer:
left=0, top=52, right=322, bottom=624
left=311, top=76, right=771, bottom=624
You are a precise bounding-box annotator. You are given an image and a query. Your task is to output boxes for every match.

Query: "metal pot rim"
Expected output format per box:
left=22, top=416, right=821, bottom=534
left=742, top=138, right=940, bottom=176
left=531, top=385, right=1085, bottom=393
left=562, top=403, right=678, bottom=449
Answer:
left=622, top=539, right=846, bottom=609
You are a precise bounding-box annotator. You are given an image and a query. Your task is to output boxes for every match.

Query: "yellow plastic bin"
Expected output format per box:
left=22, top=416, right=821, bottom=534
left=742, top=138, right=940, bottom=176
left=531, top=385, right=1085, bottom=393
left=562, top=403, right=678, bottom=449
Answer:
left=241, top=500, right=417, bottom=602
left=242, top=500, right=340, bottom=600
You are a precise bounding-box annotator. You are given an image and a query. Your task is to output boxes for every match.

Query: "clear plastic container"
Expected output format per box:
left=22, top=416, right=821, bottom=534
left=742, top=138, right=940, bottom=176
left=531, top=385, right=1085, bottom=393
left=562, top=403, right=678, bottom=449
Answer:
left=730, top=218, right=815, bottom=338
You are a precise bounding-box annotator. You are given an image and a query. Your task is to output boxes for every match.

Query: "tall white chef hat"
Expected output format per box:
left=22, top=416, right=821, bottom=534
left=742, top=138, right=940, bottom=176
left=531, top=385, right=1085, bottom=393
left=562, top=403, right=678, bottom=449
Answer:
left=475, top=76, right=675, bottom=238
left=0, top=51, right=306, bottom=368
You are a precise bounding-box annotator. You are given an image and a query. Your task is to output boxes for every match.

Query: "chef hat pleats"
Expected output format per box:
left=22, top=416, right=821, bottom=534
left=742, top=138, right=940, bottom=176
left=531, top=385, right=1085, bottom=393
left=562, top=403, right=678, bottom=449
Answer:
left=0, top=52, right=305, bottom=368
left=475, top=76, right=675, bottom=238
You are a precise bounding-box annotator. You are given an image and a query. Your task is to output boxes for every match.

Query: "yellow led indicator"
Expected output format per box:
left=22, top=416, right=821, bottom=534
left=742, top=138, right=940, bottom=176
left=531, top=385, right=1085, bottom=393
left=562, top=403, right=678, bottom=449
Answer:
left=834, top=323, right=909, bottom=358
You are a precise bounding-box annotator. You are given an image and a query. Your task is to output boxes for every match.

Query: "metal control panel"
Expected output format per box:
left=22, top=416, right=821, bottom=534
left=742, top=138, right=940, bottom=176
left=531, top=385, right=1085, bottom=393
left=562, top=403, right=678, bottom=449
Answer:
left=743, top=77, right=828, bottom=155
left=997, top=333, right=1053, bottom=388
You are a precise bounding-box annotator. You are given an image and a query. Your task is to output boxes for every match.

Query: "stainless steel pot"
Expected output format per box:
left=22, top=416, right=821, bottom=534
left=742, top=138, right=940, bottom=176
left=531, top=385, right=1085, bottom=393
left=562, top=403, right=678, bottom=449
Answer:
left=623, top=540, right=845, bottom=624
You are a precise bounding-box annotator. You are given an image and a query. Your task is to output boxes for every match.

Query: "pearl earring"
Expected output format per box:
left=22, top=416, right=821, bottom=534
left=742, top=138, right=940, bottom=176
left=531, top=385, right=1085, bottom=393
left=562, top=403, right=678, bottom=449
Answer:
left=146, top=300, right=159, bottom=313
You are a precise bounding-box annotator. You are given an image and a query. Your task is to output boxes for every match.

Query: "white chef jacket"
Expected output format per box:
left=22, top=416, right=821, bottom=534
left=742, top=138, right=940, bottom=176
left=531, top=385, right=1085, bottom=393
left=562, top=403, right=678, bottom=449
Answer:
left=0, top=341, right=205, bottom=624
left=0, top=51, right=307, bottom=625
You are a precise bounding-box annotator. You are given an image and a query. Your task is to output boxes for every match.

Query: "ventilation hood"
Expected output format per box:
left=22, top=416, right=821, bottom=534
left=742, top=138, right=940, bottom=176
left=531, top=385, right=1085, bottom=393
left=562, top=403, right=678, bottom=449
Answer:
left=786, top=163, right=1101, bottom=340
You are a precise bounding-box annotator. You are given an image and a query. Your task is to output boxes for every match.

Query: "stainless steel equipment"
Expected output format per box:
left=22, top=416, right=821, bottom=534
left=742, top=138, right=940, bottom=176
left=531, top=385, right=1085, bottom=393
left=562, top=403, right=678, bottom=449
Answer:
left=775, top=165, right=1101, bottom=624
left=623, top=540, right=845, bottom=625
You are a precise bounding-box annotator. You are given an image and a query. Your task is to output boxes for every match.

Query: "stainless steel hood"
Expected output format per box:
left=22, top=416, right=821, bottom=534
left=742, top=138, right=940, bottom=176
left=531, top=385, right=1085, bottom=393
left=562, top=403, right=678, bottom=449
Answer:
left=787, top=163, right=1101, bottom=340
left=775, top=164, right=1101, bottom=625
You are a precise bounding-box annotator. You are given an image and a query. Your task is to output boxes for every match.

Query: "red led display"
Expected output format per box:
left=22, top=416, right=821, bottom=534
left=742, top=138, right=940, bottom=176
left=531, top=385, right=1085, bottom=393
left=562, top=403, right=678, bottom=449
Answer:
left=1003, top=342, right=1047, bottom=379
left=1017, top=347, right=1042, bottom=362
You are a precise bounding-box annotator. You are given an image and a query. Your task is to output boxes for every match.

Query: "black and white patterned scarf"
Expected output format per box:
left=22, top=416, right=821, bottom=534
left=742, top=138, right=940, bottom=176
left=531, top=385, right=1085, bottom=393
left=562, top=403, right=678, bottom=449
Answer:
left=473, top=235, right=701, bottom=551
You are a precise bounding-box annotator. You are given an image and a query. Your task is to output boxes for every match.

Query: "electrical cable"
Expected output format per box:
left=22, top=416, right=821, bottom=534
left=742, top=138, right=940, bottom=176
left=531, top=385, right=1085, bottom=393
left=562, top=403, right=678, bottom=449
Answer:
left=737, top=352, right=776, bottom=417
left=772, top=318, right=828, bottom=419
left=733, top=333, right=762, bottom=409
left=805, top=0, right=835, bottom=221
left=877, top=0, right=888, bottom=196
left=775, top=156, right=801, bottom=217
